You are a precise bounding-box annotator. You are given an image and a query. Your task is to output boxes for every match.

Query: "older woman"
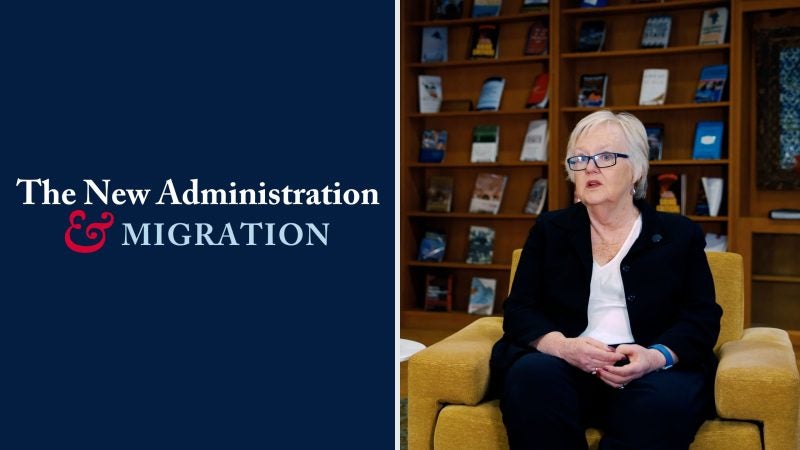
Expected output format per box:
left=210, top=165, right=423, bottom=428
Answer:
left=490, top=111, right=722, bottom=450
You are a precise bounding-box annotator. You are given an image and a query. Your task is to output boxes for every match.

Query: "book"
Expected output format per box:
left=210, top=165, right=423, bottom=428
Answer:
left=472, top=0, right=502, bottom=17
left=525, top=72, right=549, bottom=109
left=701, top=177, right=724, bottom=217
left=638, top=69, right=669, bottom=105
left=694, top=64, right=728, bottom=103
left=432, top=0, right=464, bottom=20
left=421, top=27, right=448, bottom=63
left=704, top=233, right=728, bottom=252
left=466, top=225, right=495, bottom=264
left=653, top=173, right=686, bottom=215
left=698, top=7, right=728, bottom=45
left=470, top=24, right=500, bottom=59
left=418, top=231, right=447, bottom=262
left=419, top=129, right=447, bottom=163
left=769, top=209, right=800, bottom=220
left=692, top=121, right=724, bottom=159
left=523, top=178, right=548, bottom=215
left=476, top=77, right=505, bottom=111
left=580, top=0, right=607, bottom=7
left=468, top=277, right=497, bottom=315
left=425, top=175, right=454, bottom=212
left=524, top=20, right=548, bottom=56
left=424, top=274, right=453, bottom=311
left=521, top=0, right=548, bottom=12
left=641, top=15, right=671, bottom=48
left=577, top=73, right=607, bottom=107
left=644, top=124, right=664, bottom=161
left=470, top=124, right=500, bottom=162
left=418, top=75, right=443, bottom=113
left=468, top=173, right=508, bottom=214
left=576, top=20, right=606, bottom=52
left=519, top=119, right=548, bottom=162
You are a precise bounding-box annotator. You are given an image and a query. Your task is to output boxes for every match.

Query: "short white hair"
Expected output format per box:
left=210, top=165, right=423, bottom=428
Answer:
left=564, top=110, right=649, bottom=199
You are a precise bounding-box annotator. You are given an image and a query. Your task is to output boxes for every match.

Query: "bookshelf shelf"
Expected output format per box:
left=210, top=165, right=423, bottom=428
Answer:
left=649, top=159, right=729, bottom=166
left=407, top=211, right=538, bottom=220
left=752, top=275, right=800, bottom=284
left=408, top=11, right=548, bottom=28
left=408, top=161, right=548, bottom=168
left=562, top=44, right=729, bottom=60
left=561, top=103, right=730, bottom=113
left=562, top=0, right=727, bottom=16
left=409, top=109, right=549, bottom=118
left=408, top=55, right=548, bottom=69
left=408, top=261, right=513, bottom=270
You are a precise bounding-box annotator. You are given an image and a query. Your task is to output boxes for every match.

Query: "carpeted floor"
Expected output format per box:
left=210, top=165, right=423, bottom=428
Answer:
left=400, top=398, right=408, bottom=450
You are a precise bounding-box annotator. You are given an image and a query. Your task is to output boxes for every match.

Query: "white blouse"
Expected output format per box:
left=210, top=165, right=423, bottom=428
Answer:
left=580, top=215, right=642, bottom=345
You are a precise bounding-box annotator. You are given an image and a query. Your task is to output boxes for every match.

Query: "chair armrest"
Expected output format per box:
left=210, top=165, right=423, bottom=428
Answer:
left=715, top=327, right=800, bottom=450
left=408, top=317, right=503, bottom=450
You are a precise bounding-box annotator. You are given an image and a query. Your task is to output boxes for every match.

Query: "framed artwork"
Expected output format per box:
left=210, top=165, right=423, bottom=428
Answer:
left=756, top=27, right=800, bottom=190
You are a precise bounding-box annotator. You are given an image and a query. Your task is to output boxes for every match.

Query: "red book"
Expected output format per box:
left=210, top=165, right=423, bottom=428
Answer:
left=525, top=73, right=549, bottom=108
left=524, top=20, right=548, bottom=56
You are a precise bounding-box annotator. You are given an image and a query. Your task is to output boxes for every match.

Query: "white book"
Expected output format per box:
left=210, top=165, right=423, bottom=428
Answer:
left=523, top=178, right=548, bottom=215
left=519, top=119, right=548, bottom=161
left=698, top=7, right=728, bottom=45
left=701, top=177, right=723, bottom=217
left=468, top=277, right=497, bottom=315
left=471, top=124, right=500, bottom=163
left=639, top=69, right=669, bottom=106
left=418, top=75, right=443, bottom=113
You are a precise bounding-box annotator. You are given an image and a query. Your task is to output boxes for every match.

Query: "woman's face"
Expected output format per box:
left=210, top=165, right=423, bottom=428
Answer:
left=572, top=123, right=635, bottom=207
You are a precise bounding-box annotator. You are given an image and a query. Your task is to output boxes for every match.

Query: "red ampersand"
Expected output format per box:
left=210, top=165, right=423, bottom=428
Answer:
left=64, top=210, right=115, bottom=253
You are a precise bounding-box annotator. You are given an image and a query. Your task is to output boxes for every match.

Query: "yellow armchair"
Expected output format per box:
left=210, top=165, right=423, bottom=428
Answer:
left=408, top=251, right=799, bottom=450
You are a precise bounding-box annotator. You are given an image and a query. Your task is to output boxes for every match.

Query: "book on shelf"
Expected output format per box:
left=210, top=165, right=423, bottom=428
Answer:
left=694, top=64, right=728, bottom=103
left=418, top=231, right=447, bottom=262
left=704, top=233, right=728, bottom=252
left=580, top=0, right=608, bottom=7
left=470, top=24, right=500, bottom=59
left=468, top=173, right=508, bottom=214
left=692, top=121, right=724, bottom=159
left=652, top=173, right=686, bottom=215
left=577, top=73, right=607, bottom=107
left=468, top=277, right=497, bottom=316
left=640, top=15, right=671, bottom=49
left=425, top=175, right=454, bottom=212
left=472, top=0, right=502, bottom=17
left=638, top=68, right=669, bottom=106
left=521, top=0, right=548, bottom=12
left=466, top=225, right=495, bottom=264
left=419, top=129, right=447, bottom=163
left=698, top=7, right=728, bottom=45
left=524, top=20, right=548, bottom=56
left=576, top=20, right=606, bottom=52
left=644, top=123, right=664, bottom=161
left=476, top=77, right=506, bottom=111
left=525, top=72, right=549, bottom=109
left=523, top=178, right=548, bottom=215
left=418, top=75, right=443, bottom=113
left=432, top=0, right=463, bottom=20
left=470, top=124, right=500, bottom=163
left=769, top=209, right=800, bottom=220
left=519, top=119, right=548, bottom=162
left=421, top=27, right=448, bottom=63
left=424, top=274, right=453, bottom=312
left=699, top=177, right=724, bottom=217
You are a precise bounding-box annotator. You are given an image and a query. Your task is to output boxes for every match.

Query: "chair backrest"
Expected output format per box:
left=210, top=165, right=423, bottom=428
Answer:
left=508, top=249, right=744, bottom=353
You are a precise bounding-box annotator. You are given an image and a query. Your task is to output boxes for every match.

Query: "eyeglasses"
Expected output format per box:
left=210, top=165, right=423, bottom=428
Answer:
left=566, top=152, right=629, bottom=171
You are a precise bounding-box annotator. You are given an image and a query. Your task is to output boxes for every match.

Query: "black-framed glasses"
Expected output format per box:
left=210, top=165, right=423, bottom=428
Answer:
left=566, top=152, right=629, bottom=171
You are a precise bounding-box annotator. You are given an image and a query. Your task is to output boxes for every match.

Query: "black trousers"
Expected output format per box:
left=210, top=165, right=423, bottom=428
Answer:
left=499, top=353, right=714, bottom=450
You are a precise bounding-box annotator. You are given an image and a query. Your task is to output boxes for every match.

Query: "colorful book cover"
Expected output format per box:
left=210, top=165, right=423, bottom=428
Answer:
left=638, top=68, right=669, bottom=105
left=692, top=121, right=724, bottom=159
left=418, top=75, right=443, bottom=113
left=468, top=173, right=507, bottom=214
left=640, top=15, right=671, bottom=48
left=524, top=20, right=548, bottom=56
left=419, top=129, right=447, bottom=163
left=525, top=72, right=549, bottom=108
left=644, top=124, right=664, bottom=161
left=470, top=124, right=500, bottom=163
left=424, top=274, right=453, bottom=311
left=432, top=0, right=464, bottom=20
left=466, top=225, right=495, bottom=264
left=577, top=73, right=607, bottom=107
left=698, top=7, right=728, bottom=45
left=521, top=0, right=548, bottom=12
left=421, top=27, right=448, bottom=63
left=425, top=175, right=454, bottom=212
left=472, top=0, right=502, bottom=17
left=470, top=24, right=500, bottom=59
left=468, top=277, right=497, bottom=315
left=694, top=64, right=728, bottom=103
left=523, top=177, right=548, bottom=215
left=576, top=20, right=606, bottom=52
left=652, top=173, right=686, bottom=215
left=418, top=231, right=447, bottom=262
left=519, top=119, right=548, bottom=162
left=476, top=77, right=505, bottom=111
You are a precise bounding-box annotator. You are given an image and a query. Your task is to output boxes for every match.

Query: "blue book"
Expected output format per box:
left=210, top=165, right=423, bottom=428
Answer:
left=419, top=130, right=447, bottom=163
left=694, top=64, right=728, bottom=102
left=581, top=0, right=608, bottom=7
left=421, top=27, right=448, bottom=63
left=476, top=77, right=505, bottom=111
left=692, top=121, right=724, bottom=159
left=471, top=0, right=502, bottom=17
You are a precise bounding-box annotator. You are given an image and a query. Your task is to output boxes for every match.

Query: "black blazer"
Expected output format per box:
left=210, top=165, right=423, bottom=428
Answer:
left=490, top=199, right=722, bottom=378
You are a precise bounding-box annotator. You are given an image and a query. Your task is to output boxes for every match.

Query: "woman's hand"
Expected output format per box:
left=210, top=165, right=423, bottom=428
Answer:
left=535, top=332, right=625, bottom=373
left=596, top=344, right=666, bottom=389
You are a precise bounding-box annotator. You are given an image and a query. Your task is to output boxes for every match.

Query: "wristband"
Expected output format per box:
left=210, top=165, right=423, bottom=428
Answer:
left=648, top=344, right=674, bottom=370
